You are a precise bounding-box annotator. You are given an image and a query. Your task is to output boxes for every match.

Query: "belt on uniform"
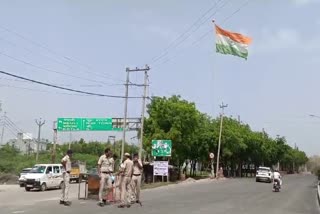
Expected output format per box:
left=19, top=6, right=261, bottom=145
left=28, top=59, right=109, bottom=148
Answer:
left=66, top=171, right=70, bottom=174
left=133, top=174, right=141, bottom=176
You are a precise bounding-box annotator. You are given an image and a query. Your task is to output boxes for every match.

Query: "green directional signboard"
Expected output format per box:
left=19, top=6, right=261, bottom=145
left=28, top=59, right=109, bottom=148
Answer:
left=152, top=140, right=172, bottom=157
left=57, top=118, right=122, bottom=131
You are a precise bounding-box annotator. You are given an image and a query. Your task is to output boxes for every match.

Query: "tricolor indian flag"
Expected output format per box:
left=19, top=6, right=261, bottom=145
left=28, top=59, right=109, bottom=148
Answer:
left=215, top=24, right=252, bottom=60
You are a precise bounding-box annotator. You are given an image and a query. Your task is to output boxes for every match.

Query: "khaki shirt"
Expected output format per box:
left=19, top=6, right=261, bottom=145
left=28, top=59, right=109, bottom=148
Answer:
left=133, top=159, right=143, bottom=175
left=98, top=155, right=114, bottom=172
left=62, top=155, right=71, bottom=172
left=121, top=159, right=133, bottom=177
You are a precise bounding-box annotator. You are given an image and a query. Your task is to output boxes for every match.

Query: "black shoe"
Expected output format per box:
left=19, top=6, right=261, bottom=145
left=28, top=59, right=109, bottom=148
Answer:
left=126, top=205, right=131, bottom=208
left=64, top=201, right=71, bottom=206
left=59, top=200, right=64, bottom=205
left=102, top=199, right=107, bottom=204
left=118, top=205, right=125, bottom=208
left=98, top=201, right=105, bottom=207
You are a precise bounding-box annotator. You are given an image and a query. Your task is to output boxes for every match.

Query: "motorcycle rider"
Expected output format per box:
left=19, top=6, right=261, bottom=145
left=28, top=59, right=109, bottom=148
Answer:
left=273, top=169, right=282, bottom=189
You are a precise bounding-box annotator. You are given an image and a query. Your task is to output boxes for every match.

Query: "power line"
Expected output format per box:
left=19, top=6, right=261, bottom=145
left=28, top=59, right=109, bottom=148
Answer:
left=0, top=25, right=124, bottom=83
left=0, top=36, right=123, bottom=84
left=150, top=0, right=224, bottom=63
left=0, top=70, right=144, bottom=99
left=4, top=116, right=23, bottom=133
left=0, top=77, right=122, bottom=88
left=0, top=83, right=90, bottom=96
left=150, top=0, right=230, bottom=64
left=221, top=0, right=250, bottom=24
left=3, top=115, right=33, bottom=140
left=0, top=51, right=119, bottom=86
left=3, top=124, right=17, bottom=138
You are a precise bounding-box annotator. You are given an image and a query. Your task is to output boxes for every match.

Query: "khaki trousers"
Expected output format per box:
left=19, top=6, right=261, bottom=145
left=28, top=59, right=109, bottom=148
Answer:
left=131, top=175, right=141, bottom=201
left=99, top=173, right=112, bottom=202
left=61, top=172, right=70, bottom=201
left=120, top=176, right=131, bottom=205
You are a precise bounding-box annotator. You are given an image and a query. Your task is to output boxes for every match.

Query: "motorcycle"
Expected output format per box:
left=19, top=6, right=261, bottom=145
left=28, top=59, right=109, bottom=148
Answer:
left=273, top=179, right=281, bottom=192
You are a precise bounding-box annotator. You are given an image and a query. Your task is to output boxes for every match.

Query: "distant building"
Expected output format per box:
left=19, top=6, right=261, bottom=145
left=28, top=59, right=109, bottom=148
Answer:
left=7, top=133, right=49, bottom=155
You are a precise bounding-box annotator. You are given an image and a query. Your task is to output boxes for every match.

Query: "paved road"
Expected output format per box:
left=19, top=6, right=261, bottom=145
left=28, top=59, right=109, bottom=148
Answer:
left=0, top=175, right=318, bottom=214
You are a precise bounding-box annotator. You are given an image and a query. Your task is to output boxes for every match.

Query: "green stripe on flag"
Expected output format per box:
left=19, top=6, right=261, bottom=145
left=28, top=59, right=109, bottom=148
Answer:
left=216, top=44, right=248, bottom=60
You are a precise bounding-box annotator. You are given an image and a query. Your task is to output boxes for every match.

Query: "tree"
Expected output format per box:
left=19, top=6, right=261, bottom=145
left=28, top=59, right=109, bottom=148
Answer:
left=144, top=95, right=200, bottom=168
left=141, top=95, right=309, bottom=177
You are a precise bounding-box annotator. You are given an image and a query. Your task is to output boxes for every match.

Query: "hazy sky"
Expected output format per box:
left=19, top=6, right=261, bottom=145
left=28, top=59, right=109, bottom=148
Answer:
left=0, top=0, right=319, bottom=155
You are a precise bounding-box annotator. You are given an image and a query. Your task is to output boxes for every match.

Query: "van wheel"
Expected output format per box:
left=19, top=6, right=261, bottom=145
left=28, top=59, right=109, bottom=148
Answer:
left=40, top=183, right=47, bottom=191
left=59, top=181, right=64, bottom=189
left=25, top=187, right=31, bottom=192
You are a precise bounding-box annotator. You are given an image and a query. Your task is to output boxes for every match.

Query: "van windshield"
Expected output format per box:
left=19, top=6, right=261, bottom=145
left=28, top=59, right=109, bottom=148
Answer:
left=29, top=166, right=46, bottom=173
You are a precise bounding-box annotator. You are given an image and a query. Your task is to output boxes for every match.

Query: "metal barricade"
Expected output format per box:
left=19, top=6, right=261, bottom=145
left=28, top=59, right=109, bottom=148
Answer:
left=78, top=173, right=88, bottom=200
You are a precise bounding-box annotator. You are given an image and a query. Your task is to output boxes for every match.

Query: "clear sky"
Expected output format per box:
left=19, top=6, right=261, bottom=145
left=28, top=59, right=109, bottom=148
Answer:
left=0, top=0, right=319, bottom=155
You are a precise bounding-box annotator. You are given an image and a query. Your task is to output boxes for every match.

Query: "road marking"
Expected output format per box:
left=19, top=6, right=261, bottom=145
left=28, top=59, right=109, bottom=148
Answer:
left=12, top=211, right=25, bottom=214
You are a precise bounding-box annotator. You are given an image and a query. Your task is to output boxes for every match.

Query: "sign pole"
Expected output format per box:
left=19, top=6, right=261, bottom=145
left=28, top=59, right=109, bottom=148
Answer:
left=121, top=69, right=130, bottom=162
left=167, top=157, right=170, bottom=183
left=52, top=121, right=57, bottom=164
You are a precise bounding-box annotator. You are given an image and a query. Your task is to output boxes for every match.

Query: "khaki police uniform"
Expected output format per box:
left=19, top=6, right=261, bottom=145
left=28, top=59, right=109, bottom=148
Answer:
left=61, top=155, right=71, bottom=202
left=98, top=155, right=114, bottom=202
left=120, top=158, right=133, bottom=206
left=131, top=159, right=142, bottom=202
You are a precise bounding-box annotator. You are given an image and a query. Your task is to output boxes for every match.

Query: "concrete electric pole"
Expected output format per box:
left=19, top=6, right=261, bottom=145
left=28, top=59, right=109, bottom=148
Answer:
left=121, top=65, right=150, bottom=162
left=139, top=69, right=149, bottom=158
left=216, top=102, right=228, bottom=178
left=1, top=111, right=6, bottom=145
left=35, top=118, right=45, bottom=163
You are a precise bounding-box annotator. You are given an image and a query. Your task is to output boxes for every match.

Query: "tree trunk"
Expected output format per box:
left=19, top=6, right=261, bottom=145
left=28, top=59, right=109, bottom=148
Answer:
left=193, top=160, right=197, bottom=177
left=238, top=161, right=242, bottom=178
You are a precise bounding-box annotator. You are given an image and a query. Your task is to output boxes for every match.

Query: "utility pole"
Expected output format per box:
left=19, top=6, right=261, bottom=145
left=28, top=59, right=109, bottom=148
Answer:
left=1, top=111, right=6, bottom=145
left=121, top=65, right=150, bottom=162
left=139, top=69, right=148, bottom=158
left=68, top=132, right=72, bottom=149
left=35, top=118, right=45, bottom=163
left=52, top=121, right=57, bottom=163
left=121, top=68, right=130, bottom=162
left=216, top=102, right=228, bottom=178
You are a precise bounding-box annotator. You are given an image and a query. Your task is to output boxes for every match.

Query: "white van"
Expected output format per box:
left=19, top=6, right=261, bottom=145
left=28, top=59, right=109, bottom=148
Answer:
left=24, top=164, right=64, bottom=191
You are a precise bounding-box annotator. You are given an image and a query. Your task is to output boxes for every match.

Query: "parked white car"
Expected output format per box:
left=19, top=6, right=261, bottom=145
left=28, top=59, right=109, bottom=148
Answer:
left=256, top=166, right=273, bottom=183
left=24, top=164, right=64, bottom=191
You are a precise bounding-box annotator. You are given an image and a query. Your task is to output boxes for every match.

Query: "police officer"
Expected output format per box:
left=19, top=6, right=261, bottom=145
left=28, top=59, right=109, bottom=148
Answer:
left=97, top=148, right=114, bottom=207
left=118, top=152, right=133, bottom=208
left=131, top=153, right=143, bottom=204
left=60, top=149, right=72, bottom=206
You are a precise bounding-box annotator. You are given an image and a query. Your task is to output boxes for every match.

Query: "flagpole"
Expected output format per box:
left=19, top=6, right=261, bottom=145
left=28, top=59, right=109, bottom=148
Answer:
left=211, top=19, right=216, bottom=178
